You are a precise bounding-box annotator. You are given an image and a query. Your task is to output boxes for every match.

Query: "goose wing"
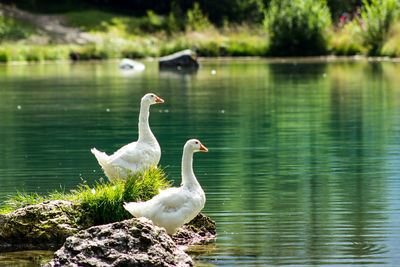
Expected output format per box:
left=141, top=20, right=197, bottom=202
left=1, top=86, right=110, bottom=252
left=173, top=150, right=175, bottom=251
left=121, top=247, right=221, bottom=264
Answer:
left=109, top=142, right=142, bottom=169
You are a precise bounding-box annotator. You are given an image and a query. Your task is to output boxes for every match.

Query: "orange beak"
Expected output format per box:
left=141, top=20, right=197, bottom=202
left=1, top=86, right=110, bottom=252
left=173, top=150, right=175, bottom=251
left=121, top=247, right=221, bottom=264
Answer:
left=200, top=143, right=208, bottom=152
left=155, top=96, right=164, bottom=103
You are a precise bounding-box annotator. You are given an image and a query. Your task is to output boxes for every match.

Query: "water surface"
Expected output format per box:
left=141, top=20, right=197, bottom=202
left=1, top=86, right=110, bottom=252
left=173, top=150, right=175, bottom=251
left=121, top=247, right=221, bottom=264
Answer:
left=1, top=59, right=400, bottom=266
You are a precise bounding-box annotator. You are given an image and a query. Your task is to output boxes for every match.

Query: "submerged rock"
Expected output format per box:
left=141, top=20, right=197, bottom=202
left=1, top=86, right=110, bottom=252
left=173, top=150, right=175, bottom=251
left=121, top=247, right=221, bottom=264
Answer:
left=0, top=200, right=92, bottom=251
left=45, top=217, right=194, bottom=267
left=159, top=49, right=199, bottom=69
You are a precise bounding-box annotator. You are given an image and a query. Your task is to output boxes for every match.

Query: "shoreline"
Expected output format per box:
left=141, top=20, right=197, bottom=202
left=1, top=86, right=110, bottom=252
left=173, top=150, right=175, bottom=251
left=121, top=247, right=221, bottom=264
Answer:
left=2, top=55, right=400, bottom=66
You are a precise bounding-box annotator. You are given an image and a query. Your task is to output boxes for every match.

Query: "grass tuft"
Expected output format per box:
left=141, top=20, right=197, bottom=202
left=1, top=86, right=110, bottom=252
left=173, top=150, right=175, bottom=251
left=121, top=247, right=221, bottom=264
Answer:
left=0, top=167, right=171, bottom=225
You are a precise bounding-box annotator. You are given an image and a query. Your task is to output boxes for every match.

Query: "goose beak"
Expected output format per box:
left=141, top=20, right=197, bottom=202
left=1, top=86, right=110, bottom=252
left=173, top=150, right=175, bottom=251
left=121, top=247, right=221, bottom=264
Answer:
left=200, top=143, right=208, bottom=152
left=155, top=97, right=164, bottom=103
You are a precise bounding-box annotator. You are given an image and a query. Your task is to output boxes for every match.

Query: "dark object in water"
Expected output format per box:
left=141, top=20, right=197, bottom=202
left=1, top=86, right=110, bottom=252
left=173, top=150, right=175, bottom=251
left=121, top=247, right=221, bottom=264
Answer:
left=159, top=49, right=199, bottom=69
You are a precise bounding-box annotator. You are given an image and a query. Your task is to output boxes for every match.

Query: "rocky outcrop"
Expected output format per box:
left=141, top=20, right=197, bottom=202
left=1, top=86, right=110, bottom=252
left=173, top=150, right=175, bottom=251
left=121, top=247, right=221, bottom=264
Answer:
left=0, top=200, right=216, bottom=266
left=45, top=217, right=194, bottom=267
left=173, top=212, right=217, bottom=246
left=0, top=200, right=92, bottom=252
left=159, top=49, right=199, bottom=69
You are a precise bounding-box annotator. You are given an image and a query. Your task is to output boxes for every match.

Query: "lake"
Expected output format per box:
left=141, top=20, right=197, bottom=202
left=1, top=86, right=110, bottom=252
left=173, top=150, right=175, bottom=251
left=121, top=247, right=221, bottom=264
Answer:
left=1, top=58, right=400, bottom=266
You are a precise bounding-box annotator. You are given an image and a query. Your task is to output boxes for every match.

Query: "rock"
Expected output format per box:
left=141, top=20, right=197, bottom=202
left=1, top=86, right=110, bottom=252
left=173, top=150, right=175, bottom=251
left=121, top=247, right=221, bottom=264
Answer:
left=0, top=200, right=92, bottom=252
left=159, top=49, right=199, bottom=69
left=0, top=198, right=216, bottom=265
left=45, top=218, right=194, bottom=267
left=173, top=213, right=216, bottom=246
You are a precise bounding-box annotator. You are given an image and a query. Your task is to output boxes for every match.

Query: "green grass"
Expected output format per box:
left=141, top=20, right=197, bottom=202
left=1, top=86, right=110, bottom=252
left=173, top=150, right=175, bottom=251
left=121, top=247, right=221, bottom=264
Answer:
left=64, top=10, right=120, bottom=32
left=0, top=167, right=171, bottom=225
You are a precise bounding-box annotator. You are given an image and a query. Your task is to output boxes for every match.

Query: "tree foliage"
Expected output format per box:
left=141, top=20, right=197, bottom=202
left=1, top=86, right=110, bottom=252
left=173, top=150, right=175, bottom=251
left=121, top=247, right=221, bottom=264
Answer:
left=358, top=0, right=399, bottom=55
left=264, top=0, right=332, bottom=56
left=0, top=0, right=266, bottom=24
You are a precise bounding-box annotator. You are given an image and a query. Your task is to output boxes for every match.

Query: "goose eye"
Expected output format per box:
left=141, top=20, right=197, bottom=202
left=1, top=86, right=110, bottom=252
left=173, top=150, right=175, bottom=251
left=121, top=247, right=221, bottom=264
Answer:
left=195, top=141, right=199, bottom=144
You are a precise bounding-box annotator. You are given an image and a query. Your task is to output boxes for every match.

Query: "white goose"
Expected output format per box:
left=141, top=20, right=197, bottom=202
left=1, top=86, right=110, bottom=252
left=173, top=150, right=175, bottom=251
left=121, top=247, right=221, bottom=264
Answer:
left=91, top=93, right=164, bottom=182
left=124, top=139, right=208, bottom=235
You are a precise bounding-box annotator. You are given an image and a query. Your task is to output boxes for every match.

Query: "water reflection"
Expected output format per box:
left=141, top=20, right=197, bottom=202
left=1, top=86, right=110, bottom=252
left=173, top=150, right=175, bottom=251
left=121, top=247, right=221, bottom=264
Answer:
left=1, top=59, right=400, bottom=265
left=0, top=250, right=53, bottom=267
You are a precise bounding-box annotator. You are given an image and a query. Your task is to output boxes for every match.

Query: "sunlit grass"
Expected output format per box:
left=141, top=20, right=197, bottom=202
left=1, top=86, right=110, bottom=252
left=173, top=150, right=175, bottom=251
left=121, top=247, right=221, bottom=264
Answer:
left=331, top=25, right=364, bottom=56
left=381, top=22, right=400, bottom=57
left=0, top=168, right=171, bottom=225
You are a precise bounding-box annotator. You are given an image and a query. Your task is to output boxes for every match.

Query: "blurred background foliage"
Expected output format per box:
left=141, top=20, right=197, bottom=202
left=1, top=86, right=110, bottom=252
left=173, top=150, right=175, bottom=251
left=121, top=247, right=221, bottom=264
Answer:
left=0, top=0, right=362, bottom=24
left=0, top=0, right=399, bottom=59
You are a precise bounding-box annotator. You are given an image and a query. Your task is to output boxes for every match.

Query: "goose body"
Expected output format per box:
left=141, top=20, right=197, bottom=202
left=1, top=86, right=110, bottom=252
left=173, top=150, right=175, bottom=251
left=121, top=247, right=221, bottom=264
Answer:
left=124, top=139, right=208, bottom=235
left=91, top=93, right=164, bottom=182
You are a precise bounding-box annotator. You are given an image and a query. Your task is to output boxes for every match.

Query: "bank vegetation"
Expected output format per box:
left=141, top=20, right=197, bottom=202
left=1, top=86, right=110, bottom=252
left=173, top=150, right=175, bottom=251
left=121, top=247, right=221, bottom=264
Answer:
left=0, top=0, right=400, bottom=62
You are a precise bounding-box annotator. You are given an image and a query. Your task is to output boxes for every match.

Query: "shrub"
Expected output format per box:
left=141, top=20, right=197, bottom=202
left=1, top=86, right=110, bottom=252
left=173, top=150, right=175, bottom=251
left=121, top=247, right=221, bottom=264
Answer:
left=381, top=21, right=400, bottom=57
left=25, top=46, right=45, bottom=62
left=358, top=0, right=398, bottom=56
left=185, top=2, right=214, bottom=32
left=0, top=49, right=9, bottom=62
left=264, top=0, right=332, bottom=56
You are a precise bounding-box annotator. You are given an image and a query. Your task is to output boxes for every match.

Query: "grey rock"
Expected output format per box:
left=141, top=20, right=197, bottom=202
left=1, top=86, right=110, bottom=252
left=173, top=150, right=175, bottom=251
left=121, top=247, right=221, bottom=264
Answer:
left=173, top=213, right=217, bottom=246
left=159, top=49, right=199, bottom=69
left=0, top=200, right=216, bottom=266
left=45, top=217, right=194, bottom=267
left=0, top=200, right=92, bottom=251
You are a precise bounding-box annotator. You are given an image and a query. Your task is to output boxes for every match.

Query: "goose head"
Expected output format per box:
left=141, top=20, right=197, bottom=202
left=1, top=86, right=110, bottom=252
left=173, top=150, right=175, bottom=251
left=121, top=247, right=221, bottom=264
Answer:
left=185, top=139, right=208, bottom=153
left=141, top=93, right=164, bottom=106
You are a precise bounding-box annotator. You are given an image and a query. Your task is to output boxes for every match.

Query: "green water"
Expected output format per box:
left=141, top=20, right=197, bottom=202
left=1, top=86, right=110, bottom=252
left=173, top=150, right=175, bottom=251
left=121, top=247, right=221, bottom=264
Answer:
left=1, top=59, right=400, bottom=266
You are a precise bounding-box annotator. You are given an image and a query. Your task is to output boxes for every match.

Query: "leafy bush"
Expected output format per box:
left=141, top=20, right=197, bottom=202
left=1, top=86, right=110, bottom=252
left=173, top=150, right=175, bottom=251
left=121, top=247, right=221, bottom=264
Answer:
left=381, top=21, right=400, bottom=57
left=264, top=0, right=332, bottom=56
left=0, top=49, right=9, bottom=62
left=358, top=0, right=398, bottom=55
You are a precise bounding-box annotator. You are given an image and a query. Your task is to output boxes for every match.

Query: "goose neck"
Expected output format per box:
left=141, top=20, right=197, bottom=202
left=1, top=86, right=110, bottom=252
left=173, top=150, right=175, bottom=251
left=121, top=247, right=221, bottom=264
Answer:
left=138, top=102, right=154, bottom=142
left=181, top=148, right=198, bottom=187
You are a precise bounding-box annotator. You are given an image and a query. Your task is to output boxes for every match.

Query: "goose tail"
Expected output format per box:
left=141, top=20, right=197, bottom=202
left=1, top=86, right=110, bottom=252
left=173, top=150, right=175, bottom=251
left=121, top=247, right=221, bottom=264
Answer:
left=91, top=148, right=110, bottom=167
left=124, top=201, right=144, bottom=217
